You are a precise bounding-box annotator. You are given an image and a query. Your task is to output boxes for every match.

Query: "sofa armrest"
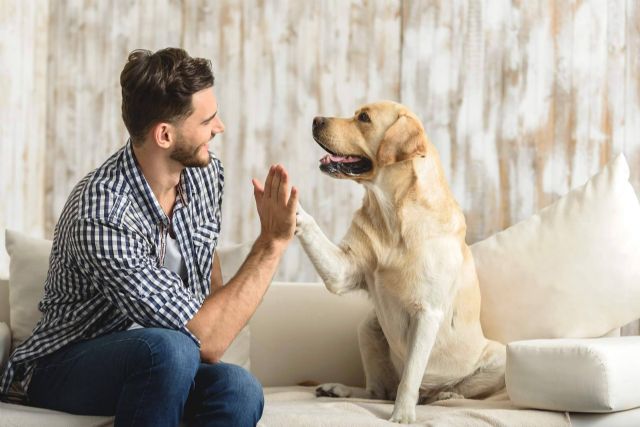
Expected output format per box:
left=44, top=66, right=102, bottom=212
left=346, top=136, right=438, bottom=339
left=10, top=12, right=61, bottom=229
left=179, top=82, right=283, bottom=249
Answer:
left=507, top=336, right=640, bottom=412
left=249, top=282, right=370, bottom=387
left=0, top=322, right=11, bottom=372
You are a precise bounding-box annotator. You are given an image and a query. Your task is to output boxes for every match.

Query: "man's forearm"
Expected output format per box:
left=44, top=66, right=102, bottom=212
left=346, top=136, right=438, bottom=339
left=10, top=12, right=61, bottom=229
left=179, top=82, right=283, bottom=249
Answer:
left=187, top=235, right=286, bottom=362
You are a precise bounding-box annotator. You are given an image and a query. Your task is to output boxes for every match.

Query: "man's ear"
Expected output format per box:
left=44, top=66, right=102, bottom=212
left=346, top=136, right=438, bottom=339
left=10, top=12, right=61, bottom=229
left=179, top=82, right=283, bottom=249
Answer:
left=376, top=114, right=427, bottom=167
left=151, top=122, right=173, bottom=149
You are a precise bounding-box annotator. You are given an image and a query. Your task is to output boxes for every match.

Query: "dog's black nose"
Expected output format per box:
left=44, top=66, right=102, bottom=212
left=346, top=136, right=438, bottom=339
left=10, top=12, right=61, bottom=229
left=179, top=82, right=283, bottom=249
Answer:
left=312, top=116, right=326, bottom=132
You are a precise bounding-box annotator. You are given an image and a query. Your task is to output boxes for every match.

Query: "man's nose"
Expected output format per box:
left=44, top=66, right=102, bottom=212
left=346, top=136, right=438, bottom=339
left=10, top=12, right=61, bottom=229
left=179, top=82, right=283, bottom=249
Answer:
left=312, top=117, right=326, bottom=132
left=213, top=118, right=225, bottom=135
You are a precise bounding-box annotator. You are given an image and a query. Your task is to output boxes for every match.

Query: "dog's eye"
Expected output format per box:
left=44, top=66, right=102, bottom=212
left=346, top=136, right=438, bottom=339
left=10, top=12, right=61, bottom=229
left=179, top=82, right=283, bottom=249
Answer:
left=357, top=112, right=371, bottom=123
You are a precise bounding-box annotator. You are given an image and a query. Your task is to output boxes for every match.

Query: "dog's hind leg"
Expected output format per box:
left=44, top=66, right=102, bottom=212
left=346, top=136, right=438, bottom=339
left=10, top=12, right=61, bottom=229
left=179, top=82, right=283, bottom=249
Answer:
left=359, top=310, right=400, bottom=400
left=316, top=311, right=399, bottom=401
left=450, top=340, right=506, bottom=399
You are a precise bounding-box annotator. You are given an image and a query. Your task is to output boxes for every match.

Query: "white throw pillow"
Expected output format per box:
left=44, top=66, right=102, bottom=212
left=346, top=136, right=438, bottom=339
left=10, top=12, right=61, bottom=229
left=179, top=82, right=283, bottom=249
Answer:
left=471, top=154, right=640, bottom=343
left=5, top=230, right=251, bottom=370
left=0, top=322, right=11, bottom=372
left=5, top=229, right=52, bottom=349
left=506, top=337, right=640, bottom=412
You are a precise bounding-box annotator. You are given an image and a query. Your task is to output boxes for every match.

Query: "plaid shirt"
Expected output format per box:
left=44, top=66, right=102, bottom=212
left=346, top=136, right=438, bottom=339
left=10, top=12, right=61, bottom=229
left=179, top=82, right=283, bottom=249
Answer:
left=0, top=140, right=224, bottom=398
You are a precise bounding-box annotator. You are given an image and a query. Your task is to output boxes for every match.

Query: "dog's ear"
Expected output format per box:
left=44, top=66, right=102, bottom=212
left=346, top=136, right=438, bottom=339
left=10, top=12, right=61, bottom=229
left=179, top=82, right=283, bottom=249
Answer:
left=376, top=114, right=427, bottom=167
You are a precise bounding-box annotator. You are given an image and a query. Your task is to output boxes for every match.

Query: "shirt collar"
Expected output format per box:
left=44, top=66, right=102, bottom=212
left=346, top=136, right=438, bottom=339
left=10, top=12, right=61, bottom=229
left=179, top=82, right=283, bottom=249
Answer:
left=121, top=139, right=191, bottom=226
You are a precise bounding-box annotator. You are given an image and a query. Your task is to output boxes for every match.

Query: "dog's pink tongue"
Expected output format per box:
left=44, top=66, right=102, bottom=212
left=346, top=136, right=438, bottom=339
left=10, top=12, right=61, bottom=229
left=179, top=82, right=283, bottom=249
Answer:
left=320, top=154, right=360, bottom=164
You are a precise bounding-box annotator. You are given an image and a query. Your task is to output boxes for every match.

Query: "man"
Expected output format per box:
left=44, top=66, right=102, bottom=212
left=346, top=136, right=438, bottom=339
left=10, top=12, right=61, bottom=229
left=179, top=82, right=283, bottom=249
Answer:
left=0, top=47, right=298, bottom=426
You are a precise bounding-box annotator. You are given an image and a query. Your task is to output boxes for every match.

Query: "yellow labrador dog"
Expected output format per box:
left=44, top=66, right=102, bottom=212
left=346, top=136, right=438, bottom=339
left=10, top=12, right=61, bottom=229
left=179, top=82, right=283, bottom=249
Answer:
left=295, top=101, right=505, bottom=423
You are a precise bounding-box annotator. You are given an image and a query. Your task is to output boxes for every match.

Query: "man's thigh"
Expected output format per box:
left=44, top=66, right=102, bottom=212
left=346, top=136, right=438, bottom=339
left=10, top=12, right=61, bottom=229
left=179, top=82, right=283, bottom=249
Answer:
left=27, top=327, right=193, bottom=415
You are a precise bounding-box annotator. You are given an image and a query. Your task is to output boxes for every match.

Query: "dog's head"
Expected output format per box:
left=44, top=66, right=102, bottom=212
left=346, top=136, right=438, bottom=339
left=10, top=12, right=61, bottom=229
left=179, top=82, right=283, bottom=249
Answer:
left=312, top=101, right=429, bottom=181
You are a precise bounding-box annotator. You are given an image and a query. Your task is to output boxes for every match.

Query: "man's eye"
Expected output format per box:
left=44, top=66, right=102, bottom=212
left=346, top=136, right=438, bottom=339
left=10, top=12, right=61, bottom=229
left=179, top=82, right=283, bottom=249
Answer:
left=358, top=112, right=371, bottom=123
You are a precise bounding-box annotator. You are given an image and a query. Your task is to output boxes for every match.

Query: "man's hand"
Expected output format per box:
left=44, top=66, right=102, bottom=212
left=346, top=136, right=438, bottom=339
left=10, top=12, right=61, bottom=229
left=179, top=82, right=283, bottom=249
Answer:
left=251, top=164, right=298, bottom=248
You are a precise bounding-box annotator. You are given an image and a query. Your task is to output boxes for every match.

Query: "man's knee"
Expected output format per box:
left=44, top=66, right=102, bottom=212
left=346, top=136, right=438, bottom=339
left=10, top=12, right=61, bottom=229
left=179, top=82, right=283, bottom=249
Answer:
left=220, top=363, right=264, bottom=406
left=129, top=328, right=200, bottom=386
left=231, top=364, right=264, bottom=407
left=201, top=362, right=264, bottom=423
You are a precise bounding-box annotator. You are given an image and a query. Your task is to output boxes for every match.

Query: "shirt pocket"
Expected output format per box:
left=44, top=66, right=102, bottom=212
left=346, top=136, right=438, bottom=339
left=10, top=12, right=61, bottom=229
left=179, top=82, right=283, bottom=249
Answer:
left=192, top=219, right=220, bottom=280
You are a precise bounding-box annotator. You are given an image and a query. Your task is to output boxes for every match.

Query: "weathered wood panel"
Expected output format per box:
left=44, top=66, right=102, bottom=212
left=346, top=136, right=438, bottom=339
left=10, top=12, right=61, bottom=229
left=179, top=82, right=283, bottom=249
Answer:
left=44, top=0, right=185, bottom=235
left=181, top=0, right=402, bottom=281
left=402, top=0, right=640, bottom=243
left=42, top=0, right=401, bottom=281
left=626, top=0, right=640, bottom=181
left=2, top=0, right=640, bottom=290
left=0, top=0, right=48, bottom=277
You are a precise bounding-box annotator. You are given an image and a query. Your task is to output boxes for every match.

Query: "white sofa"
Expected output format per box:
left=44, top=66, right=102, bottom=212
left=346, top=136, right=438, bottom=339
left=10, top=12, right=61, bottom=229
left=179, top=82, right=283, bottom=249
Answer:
left=2, top=277, right=640, bottom=427
left=3, top=154, right=640, bottom=426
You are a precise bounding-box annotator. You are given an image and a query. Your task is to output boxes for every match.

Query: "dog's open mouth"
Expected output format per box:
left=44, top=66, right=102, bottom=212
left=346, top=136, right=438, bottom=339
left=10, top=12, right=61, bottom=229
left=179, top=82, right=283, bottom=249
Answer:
left=314, top=138, right=373, bottom=176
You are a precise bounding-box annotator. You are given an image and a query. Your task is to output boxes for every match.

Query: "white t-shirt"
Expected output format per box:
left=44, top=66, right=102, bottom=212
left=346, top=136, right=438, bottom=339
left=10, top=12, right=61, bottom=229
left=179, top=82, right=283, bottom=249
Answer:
left=128, top=232, right=187, bottom=330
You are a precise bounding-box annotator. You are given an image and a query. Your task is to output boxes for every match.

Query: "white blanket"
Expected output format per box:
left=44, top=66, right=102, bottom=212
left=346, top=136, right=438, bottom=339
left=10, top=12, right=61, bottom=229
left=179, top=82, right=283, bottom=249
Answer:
left=259, top=386, right=571, bottom=427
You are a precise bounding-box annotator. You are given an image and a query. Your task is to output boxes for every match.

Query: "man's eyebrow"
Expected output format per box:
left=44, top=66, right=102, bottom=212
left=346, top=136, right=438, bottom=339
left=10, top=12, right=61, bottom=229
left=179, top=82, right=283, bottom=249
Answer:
left=201, top=111, right=217, bottom=124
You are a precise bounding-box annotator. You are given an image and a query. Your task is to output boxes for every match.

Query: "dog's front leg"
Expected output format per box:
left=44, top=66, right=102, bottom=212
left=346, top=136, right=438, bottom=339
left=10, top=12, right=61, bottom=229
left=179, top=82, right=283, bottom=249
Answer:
left=390, top=308, right=443, bottom=424
left=296, top=203, right=361, bottom=294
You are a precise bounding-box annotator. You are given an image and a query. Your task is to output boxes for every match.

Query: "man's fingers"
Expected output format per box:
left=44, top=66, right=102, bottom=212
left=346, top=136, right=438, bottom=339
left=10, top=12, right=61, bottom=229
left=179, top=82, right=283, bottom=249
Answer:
left=278, top=168, right=290, bottom=204
left=270, top=165, right=281, bottom=201
left=264, top=165, right=275, bottom=198
left=252, top=178, right=264, bottom=193
left=287, top=186, right=299, bottom=212
left=252, top=178, right=264, bottom=200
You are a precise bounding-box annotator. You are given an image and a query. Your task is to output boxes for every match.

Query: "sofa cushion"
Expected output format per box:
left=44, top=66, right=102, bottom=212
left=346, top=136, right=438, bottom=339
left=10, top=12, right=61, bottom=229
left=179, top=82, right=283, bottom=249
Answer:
left=471, top=154, right=640, bottom=343
left=260, top=386, right=570, bottom=426
left=506, top=337, right=640, bottom=412
left=0, top=279, right=9, bottom=325
left=249, top=282, right=370, bottom=387
left=4, top=230, right=250, bottom=369
left=5, top=230, right=52, bottom=349
left=0, top=322, right=10, bottom=372
left=0, top=401, right=113, bottom=427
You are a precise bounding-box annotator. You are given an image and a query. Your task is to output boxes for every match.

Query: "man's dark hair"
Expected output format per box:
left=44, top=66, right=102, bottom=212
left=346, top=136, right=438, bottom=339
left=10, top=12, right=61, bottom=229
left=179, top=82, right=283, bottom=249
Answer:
left=120, top=47, right=214, bottom=145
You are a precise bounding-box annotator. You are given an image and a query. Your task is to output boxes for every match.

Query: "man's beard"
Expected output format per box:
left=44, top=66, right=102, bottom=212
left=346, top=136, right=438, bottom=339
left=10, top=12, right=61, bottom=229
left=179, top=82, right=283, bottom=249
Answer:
left=170, top=133, right=211, bottom=168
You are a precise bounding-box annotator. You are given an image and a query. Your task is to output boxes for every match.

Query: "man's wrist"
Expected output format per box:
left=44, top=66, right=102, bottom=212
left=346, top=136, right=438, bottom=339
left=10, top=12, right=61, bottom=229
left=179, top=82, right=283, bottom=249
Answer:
left=254, top=233, right=289, bottom=257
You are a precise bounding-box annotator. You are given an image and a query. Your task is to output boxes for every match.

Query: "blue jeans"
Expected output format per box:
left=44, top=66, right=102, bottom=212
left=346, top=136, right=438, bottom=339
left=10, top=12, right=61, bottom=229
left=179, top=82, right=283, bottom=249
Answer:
left=27, top=328, right=264, bottom=427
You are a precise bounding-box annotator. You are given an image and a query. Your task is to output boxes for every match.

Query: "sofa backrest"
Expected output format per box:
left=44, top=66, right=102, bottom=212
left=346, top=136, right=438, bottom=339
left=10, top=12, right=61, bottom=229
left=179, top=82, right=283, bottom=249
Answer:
left=249, top=282, right=370, bottom=387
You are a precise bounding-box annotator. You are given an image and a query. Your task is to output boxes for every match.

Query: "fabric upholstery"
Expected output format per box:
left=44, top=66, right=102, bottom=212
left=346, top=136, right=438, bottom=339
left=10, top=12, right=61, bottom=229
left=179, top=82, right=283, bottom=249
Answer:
left=5, top=230, right=52, bottom=349
left=471, top=154, right=640, bottom=343
left=507, top=337, right=640, bottom=412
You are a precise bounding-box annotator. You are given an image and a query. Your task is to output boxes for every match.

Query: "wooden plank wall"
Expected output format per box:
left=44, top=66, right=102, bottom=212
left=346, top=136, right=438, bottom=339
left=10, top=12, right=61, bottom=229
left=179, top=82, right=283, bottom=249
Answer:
left=0, top=0, right=48, bottom=277
left=403, top=0, right=640, bottom=242
left=1, top=0, right=640, bottom=289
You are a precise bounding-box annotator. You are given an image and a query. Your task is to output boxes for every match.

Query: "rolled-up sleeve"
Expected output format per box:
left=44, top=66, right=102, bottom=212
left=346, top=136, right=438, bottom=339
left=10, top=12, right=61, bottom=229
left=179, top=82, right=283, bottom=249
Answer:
left=70, top=217, right=201, bottom=344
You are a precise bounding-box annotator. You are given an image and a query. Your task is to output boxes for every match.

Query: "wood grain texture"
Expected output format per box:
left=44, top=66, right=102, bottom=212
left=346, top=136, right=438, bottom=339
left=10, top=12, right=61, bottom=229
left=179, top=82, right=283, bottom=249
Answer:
left=1, top=0, right=640, bottom=298
left=44, top=0, right=185, bottom=235
left=401, top=0, right=640, bottom=243
left=186, top=0, right=402, bottom=281
left=0, top=0, right=49, bottom=277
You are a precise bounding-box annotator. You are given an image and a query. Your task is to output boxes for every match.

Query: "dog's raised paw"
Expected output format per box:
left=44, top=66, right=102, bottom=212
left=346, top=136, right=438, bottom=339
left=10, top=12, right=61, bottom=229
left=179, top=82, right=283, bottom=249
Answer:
left=315, top=383, right=352, bottom=398
left=295, top=203, right=315, bottom=236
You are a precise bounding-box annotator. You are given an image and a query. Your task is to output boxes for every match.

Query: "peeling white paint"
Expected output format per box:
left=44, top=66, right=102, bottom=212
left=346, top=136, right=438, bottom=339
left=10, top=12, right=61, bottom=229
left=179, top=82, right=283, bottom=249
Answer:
left=1, top=0, right=640, bottom=284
